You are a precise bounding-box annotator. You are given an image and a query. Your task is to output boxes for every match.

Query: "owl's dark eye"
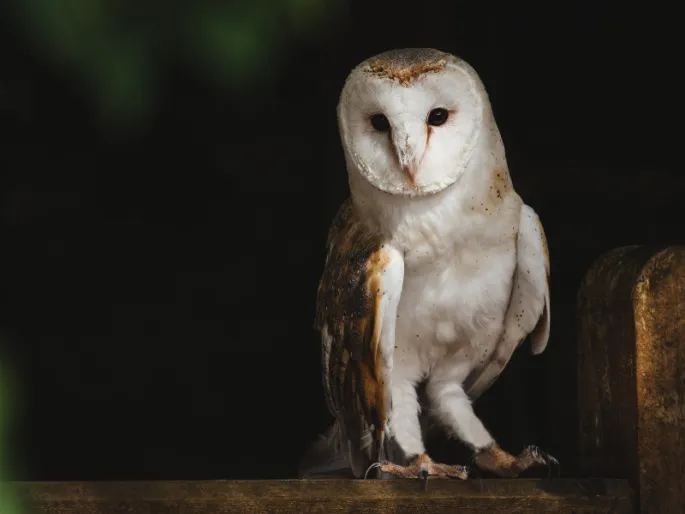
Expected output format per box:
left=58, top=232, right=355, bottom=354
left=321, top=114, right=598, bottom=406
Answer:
left=370, top=113, right=390, bottom=132
left=427, top=108, right=449, bottom=126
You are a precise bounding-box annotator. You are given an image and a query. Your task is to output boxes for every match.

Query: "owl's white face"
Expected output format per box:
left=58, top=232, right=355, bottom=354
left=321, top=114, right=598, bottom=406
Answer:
left=338, top=51, right=485, bottom=197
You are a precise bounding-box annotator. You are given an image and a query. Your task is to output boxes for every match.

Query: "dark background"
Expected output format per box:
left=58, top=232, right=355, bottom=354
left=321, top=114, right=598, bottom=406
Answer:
left=0, top=0, right=681, bottom=480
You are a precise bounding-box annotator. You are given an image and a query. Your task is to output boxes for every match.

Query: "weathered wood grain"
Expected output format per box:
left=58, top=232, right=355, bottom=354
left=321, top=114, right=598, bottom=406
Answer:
left=578, top=245, right=685, bottom=514
left=10, top=479, right=633, bottom=513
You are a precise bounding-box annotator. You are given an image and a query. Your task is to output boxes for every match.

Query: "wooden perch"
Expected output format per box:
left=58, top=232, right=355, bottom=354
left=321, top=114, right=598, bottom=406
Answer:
left=11, top=478, right=633, bottom=513
left=578, top=245, right=685, bottom=514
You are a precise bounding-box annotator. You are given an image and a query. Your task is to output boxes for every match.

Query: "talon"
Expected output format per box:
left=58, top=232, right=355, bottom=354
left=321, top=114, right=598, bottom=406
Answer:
left=548, top=454, right=561, bottom=478
left=364, top=461, right=384, bottom=479
left=475, top=443, right=559, bottom=478
left=523, top=445, right=560, bottom=478
left=526, top=445, right=551, bottom=463
left=525, top=445, right=543, bottom=460
left=364, top=454, right=469, bottom=482
left=420, top=469, right=429, bottom=492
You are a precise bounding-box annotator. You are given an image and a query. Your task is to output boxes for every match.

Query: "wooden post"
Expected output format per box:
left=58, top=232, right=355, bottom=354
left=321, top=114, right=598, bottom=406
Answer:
left=10, top=479, right=633, bottom=513
left=577, top=245, right=685, bottom=513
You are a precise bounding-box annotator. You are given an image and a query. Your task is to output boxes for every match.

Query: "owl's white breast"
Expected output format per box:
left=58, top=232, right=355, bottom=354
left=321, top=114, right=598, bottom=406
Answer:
left=349, top=164, right=522, bottom=385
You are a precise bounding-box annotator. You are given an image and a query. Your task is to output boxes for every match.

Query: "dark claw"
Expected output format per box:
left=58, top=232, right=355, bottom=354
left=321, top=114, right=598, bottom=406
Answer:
left=525, top=445, right=560, bottom=478
left=364, top=461, right=385, bottom=479
left=420, top=469, right=429, bottom=492
left=548, top=455, right=561, bottom=478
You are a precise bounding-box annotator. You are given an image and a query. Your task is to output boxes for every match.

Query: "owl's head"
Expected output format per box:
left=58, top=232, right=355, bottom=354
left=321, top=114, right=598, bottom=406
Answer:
left=338, top=49, right=495, bottom=197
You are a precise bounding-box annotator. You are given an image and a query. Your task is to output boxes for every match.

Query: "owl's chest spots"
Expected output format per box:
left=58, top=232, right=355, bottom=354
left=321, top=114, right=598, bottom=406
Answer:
left=394, top=241, right=516, bottom=374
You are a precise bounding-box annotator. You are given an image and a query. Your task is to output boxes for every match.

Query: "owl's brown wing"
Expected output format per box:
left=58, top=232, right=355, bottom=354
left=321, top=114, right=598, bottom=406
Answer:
left=464, top=204, right=550, bottom=400
left=315, top=199, right=404, bottom=477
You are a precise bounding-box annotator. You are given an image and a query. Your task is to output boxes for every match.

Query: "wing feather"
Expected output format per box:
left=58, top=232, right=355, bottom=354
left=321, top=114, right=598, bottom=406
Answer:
left=528, top=212, right=551, bottom=354
left=464, top=204, right=550, bottom=399
left=315, top=199, right=404, bottom=477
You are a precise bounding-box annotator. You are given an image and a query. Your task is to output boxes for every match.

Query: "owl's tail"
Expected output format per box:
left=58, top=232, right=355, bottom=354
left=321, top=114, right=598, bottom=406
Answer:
left=298, top=422, right=355, bottom=478
left=299, top=421, right=409, bottom=479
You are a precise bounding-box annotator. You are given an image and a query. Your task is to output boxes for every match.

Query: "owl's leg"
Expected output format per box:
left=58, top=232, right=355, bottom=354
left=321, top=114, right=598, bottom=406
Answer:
left=370, top=453, right=469, bottom=488
left=387, top=379, right=425, bottom=460
left=425, top=366, right=558, bottom=478
left=473, top=444, right=559, bottom=477
left=366, top=380, right=469, bottom=488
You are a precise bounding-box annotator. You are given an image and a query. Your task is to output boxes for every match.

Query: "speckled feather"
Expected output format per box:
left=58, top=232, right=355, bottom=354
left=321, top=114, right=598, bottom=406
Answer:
left=315, top=199, right=391, bottom=467
left=363, top=48, right=453, bottom=87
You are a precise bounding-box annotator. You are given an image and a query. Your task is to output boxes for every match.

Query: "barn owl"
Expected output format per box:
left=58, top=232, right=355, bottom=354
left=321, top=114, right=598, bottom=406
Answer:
left=299, top=48, right=555, bottom=485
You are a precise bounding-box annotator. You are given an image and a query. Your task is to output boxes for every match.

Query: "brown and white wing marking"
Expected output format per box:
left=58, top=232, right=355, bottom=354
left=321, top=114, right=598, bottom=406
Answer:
left=315, top=199, right=404, bottom=477
left=464, top=204, right=550, bottom=400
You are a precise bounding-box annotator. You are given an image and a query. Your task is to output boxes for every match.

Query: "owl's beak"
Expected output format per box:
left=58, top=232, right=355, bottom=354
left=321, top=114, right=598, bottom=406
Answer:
left=401, top=162, right=418, bottom=185
left=392, top=125, right=423, bottom=186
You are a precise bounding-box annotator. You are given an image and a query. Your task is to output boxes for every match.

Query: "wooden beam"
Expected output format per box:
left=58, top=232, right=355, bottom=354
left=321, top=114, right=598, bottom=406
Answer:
left=10, top=479, right=633, bottom=513
left=578, top=245, right=685, bottom=513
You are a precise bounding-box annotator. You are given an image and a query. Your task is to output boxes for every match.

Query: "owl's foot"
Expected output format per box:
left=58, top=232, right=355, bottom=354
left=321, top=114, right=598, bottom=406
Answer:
left=365, top=453, right=469, bottom=491
left=474, top=444, right=559, bottom=478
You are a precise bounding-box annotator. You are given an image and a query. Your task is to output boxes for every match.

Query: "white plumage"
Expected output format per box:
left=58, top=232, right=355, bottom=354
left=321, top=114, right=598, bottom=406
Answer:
left=300, top=48, right=554, bottom=483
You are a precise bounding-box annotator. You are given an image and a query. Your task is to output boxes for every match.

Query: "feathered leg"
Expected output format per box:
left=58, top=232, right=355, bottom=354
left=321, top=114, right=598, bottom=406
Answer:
left=427, top=364, right=558, bottom=478
left=365, top=379, right=469, bottom=489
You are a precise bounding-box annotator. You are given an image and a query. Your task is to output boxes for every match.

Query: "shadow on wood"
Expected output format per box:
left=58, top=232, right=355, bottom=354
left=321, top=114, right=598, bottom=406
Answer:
left=11, top=478, right=633, bottom=513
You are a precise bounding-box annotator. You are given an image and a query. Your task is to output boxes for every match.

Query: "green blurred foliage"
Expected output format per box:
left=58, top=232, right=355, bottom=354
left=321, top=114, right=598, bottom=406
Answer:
left=10, top=0, right=346, bottom=127
left=0, top=357, right=20, bottom=514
